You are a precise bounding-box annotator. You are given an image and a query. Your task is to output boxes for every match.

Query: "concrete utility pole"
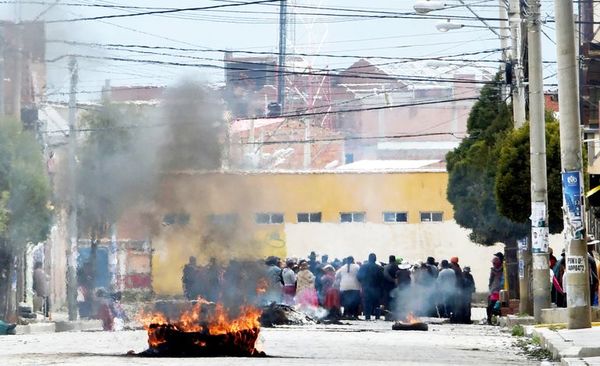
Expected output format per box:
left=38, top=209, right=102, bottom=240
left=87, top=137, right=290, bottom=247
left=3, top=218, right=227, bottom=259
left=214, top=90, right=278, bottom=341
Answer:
left=13, top=23, right=21, bottom=121
left=66, top=56, right=78, bottom=321
left=507, top=0, right=532, bottom=314
left=0, top=34, right=5, bottom=116
left=527, top=0, right=550, bottom=323
left=554, top=0, right=591, bottom=329
left=277, top=0, right=287, bottom=112
left=509, top=0, right=526, bottom=128
left=498, top=0, right=510, bottom=61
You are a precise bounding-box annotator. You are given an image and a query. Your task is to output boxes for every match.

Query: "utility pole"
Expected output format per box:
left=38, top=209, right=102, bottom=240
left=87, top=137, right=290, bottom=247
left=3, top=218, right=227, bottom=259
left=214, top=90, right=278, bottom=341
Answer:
left=498, top=0, right=510, bottom=61
left=303, top=118, right=311, bottom=169
left=277, top=0, right=287, bottom=113
left=507, top=0, right=532, bottom=313
left=509, top=0, right=526, bottom=128
left=554, top=0, right=591, bottom=329
left=0, top=34, right=5, bottom=116
left=13, top=23, right=21, bottom=121
left=66, top=56, right=78, bottom=321
left=527, top=0, right=550, bottom=323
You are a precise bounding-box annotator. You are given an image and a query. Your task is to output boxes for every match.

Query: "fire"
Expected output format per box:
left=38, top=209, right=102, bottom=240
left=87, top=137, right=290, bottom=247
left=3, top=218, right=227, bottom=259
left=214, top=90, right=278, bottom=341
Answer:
left=255, top=278, right=268, bottom=295
left=405, top=312, right=420, bottom=324
left=138, top=299, right=262, bottom=353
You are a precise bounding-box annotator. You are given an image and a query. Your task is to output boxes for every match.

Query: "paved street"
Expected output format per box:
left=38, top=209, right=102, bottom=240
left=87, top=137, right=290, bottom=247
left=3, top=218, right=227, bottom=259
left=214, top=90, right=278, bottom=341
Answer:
left=0, top=320, right=540, bottom=366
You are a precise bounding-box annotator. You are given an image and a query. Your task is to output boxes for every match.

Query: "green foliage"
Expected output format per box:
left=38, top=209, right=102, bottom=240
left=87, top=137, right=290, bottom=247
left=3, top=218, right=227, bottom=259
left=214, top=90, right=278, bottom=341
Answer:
left=495, top=120, right=563, bottom=233
left=512, top=324, right=525, bottom=337
left=0, top=191, right=8, bottom=234
left=0, top=118, right=51, bottom=252
left=446, top=79, right=528, bottom=246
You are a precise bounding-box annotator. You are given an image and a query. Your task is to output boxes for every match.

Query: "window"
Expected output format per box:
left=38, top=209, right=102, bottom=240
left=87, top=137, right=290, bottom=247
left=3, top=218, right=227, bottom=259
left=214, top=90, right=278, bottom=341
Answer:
left=383, top=212, right=408, bottom=223
left=340, top=212, right=365, bottom=223
left=420, top=212, right=443, bottom=222
left=163, top=212, right=190, bottom=226
left=297, top=212, right=322, bottom=223
left=255, top=212, right=284, bottom=224
left=207, top=214, right=239, bottom=226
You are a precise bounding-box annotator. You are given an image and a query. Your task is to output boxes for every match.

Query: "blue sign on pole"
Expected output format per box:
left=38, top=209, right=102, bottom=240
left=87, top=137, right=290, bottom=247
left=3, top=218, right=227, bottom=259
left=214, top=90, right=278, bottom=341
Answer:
left=562, top=171, right=584, bottom=240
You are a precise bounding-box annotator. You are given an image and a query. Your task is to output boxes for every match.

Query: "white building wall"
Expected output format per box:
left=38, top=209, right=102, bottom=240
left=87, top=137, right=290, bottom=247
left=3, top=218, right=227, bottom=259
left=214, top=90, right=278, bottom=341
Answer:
left=285, top=221, right=565, bottom=293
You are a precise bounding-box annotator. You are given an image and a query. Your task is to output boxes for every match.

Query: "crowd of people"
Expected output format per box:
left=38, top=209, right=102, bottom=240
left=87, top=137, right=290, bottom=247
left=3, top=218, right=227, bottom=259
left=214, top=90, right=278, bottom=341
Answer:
left=484, top=241, right=600, bottom=325
left=262, top=252, right=479, bottom=323
left=183, top=252, right=477, bottom=324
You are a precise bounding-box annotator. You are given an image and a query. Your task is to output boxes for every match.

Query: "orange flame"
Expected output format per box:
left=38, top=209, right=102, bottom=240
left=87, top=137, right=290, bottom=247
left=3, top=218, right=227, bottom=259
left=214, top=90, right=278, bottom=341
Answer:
left=255, top=278, right=268, bottom=295
left=405, top=312, right=420, bottom=324
left=138, top=299, right=262, bottom=350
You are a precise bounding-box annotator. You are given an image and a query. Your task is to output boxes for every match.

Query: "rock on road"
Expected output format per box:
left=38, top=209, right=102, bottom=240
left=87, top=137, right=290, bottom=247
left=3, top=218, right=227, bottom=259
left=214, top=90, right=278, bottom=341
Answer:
left=0, top=321, right=539, bottom=366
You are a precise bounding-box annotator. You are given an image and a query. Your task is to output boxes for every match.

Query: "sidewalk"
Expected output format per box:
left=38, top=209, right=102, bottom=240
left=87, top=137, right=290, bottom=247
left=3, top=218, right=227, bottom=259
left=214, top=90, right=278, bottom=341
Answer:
left=14, top=312, right=103, bottom=335
left=532, top=325, right=600, bottom=365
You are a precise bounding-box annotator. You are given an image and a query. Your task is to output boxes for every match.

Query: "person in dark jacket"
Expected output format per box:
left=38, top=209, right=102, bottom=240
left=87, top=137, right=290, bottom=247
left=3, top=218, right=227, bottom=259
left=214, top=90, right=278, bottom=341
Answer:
left=449, top=257, right=465, bottom=323
left=487, top=256, right=504, bottom=324
left=382, top=255, right=399, bottom=310
left=182, top=256, right=199, bottom=300
left=357, top=253, right=384, bottom=320
left=393, top=262, right=412, bottom=319
left=462, top=266, right=476, bottom=324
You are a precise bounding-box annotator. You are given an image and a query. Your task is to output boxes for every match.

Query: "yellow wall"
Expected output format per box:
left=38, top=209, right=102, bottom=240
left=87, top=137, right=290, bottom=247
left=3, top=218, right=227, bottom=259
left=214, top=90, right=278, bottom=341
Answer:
left=152, top=171, right=451, bottom=295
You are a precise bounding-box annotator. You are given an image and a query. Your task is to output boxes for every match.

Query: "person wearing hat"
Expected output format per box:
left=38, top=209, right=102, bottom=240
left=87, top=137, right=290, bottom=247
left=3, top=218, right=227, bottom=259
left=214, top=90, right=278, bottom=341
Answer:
left=448, top=257, right=466, bottom=323
left=392, top=261, right=412, bottom=319
left=296, top=260, right=318, bottom=308
left=437, top=260, right=456, bottom=318
left=357, top=253, right=384, bottom=320
left=382, top=255, right=399, bottom=311
left=264, top=256, right=283, bottom=305
left=487, top=256, right=504, bottom=324
left=494, top=252, right=505, bottom=265
left=282, top=259, right=297, bottom=305
left=426, top=257, right=439, bottom=278
left=462, top=266, right=475, bottom=323
left=552, top=250, right=567, bottom=308
left=336, top=256, right=361, bottom=319
left=320, top=265, right=341, bottom=318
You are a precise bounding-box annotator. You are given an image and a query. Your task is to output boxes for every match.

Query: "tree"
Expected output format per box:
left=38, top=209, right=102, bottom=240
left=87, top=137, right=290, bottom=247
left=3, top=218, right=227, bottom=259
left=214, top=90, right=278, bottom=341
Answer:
left=0, top=118, right=51, bottom=319
left=495, top=117, right=563, bottom=233
left=446, top=79, right=528, bottom=247
left=76, top=102, right=145, bottom=289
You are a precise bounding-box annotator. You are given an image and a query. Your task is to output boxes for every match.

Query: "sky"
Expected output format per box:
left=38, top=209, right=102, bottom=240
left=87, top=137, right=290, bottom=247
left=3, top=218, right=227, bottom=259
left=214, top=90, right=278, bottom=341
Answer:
left=0, top=0, right=563, bottom=102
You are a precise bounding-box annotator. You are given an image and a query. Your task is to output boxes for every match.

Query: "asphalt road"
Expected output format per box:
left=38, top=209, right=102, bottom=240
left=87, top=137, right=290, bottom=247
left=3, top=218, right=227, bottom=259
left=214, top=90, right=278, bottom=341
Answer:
left=0, top=319, right=542, bottom=366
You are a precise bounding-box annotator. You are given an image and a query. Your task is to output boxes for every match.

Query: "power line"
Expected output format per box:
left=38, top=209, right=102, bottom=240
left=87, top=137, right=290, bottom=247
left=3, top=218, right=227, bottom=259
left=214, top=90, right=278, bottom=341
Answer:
left=44, top=0, right=282, bottom=23
left=39, top=96, right=480, bottom=134
left=47, top=39, right=509, bottom=63
left=238, top=131, right=467, bottom=145
left=44, top=53, right=503, bottom=87
left=34, top=0, right=517, bottom=24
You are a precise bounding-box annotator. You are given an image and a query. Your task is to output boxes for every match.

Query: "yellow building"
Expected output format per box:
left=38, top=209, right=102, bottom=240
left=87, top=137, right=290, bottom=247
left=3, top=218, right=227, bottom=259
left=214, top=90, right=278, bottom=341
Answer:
left=152, top=169, right=503, bottom=295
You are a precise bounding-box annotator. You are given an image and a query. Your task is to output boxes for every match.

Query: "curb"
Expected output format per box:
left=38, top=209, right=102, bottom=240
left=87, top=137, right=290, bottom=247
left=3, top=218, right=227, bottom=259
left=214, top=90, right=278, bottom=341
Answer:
left=15, top=323, right=56, bottom=335
left=15, top=320, right=102, bottom=335
left=533, top=327, right=600, bottom=365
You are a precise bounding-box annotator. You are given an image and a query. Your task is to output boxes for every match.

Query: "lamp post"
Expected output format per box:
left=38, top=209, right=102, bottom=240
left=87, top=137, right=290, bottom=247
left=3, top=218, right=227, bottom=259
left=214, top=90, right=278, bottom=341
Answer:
left=414, top=0, right=445, bottom=14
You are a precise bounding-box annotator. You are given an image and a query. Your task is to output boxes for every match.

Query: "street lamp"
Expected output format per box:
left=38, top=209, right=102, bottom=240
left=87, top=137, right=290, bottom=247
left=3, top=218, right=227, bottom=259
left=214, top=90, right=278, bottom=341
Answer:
left=413, top=0, right=445, bottom=14
left=436, top=20, right=464, bottom=32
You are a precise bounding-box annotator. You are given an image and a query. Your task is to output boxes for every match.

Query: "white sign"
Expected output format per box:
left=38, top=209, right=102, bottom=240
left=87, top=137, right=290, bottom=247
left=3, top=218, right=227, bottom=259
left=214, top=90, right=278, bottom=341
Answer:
left=531, top=202, right=547, bottom=228
left=533, top=255, right=549, bottom=270
left=532, top=227, right=549, bottom=253
left=566, top=255, right=586, bottom=273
